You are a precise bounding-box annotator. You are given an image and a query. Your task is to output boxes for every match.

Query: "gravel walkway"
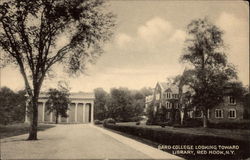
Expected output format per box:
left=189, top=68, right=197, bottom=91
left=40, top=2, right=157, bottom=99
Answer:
left=1, top=124, right=182, bottom=159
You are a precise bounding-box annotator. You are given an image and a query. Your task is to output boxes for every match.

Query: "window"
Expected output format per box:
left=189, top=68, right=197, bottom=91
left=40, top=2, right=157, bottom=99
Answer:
left=166, top=102, right=172, bottom=109
left=215, top=109, right=223, bottom=118
left=229, top=96, right=236, bottom=104
left=228, top=109, right=236, bottom=118
left=166, top=92, right=170, bottom=99
left=156, top=93, right=160, bottom=100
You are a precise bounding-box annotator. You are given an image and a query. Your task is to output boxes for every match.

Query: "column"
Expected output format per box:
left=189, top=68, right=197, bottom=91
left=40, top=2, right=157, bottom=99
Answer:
left=75, top=103, right=78, bottom=122
left=82, top=103, right=85, bottom=123
left=58, top=115, right=61, bottom=123
left=207, top=109, right=210, bottom=119
left=91, top=102, right=94, bottom=124
left=42, top=102, right=45, bottom=122
left=66, top=104, right=70, bottom=123
left=50, top=112, right=53, bottom=123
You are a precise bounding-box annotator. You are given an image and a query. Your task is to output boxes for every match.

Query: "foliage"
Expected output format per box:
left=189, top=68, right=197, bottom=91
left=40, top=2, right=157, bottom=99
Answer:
left=208, top=121, right=250, bottom=129
left=95, top=87, right=146, bottom=122
left=139, top=87, right=153, bottom=97
left=46, top=88, right=71, bottom=124
left=107, top=88, right=134, bottom=121
left=104, top=123, right=250, bottom=159
left=181, top=18, right=238, bottom=127
left=243, top=93, right=250, bottom=119
left=94, top=119, right=103, bottom=125
left=173, top=70, right=195, bottom=125
left=0, top=87, right=26, bottom=125
left=146, top=103, right=156, bottom=125
left=103, top=118, right=116, bottom=127
left=0, top=0, right=115, bottom=140
left=94, top=87, right=148, bottom=122
left=94, top=88, right=109, bottom=121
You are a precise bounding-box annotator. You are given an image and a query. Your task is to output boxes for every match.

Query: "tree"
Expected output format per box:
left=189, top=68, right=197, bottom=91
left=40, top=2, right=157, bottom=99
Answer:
left=0, top=0, right=115, bottom=140
left=46, top=88, right=70, bottom=124
left=0, top=87, right=26, bottom=125
left=94, top=88, right=108, bottom=121
left=105, top=88, right=146, bottom=122
left=108, top=88, right=134, bottom=121
left=131, top=91, right=145, bottom=121
left=181, top=18, right=237, bottom=127
left=173, top=69, right=195, bottom=125
left=139, top=87, right=153, bottom=97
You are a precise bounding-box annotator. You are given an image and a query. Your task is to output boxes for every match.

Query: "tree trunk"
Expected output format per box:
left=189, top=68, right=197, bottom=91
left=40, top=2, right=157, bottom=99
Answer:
left=180, top=110, right=184, bottom=125
left=170, top=104, right=175, bottom=123
left=27, top=96, right=38, bottom=140
left=178, top=84, right=184, bottom=125
left=56, top=112, right=58, bottom=124
left=27, top=79, right=44, bottom=140
left=203, top=110, right=208, bottom=128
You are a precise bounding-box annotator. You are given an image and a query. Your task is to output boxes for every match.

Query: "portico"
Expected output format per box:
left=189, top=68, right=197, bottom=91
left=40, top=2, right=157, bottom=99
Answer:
left=25, top=92, right=95, bottom=124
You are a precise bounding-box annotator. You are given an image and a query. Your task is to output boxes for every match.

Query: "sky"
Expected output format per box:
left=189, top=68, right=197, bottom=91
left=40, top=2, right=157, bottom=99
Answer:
left=1, top=1, right=249, bottom=92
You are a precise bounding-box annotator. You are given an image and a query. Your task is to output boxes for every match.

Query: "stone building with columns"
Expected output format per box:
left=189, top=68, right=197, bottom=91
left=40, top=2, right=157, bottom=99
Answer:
left=25, top=92, right=95, bottom=124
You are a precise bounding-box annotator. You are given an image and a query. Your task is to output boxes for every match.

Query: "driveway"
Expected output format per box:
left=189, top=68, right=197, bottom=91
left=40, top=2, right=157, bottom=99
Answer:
left=1, top=124, right=182, bottom=159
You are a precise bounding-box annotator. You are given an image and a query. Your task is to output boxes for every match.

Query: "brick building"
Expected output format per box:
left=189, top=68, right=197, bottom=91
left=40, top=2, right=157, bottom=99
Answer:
left=147, top=82, right=249, bottom=123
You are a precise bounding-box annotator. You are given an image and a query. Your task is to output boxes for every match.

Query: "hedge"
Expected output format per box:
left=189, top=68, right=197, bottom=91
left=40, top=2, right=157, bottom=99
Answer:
left=104, top=123, right=250, bottom=159
left=208, top=121, right=250, bottom=129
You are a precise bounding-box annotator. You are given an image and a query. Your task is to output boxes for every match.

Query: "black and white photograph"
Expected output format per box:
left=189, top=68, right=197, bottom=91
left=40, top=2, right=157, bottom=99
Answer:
left=0, top=0, right=249, bottom=160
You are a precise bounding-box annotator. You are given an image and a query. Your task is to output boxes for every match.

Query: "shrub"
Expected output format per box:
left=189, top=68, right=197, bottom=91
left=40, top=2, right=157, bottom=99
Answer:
left=159, top=121, right=173, bottom=127
left=103, top=118, right=116, bottom=127
left=136, top=121, right=140, bottom=125
left=94, top=120, right=103, bottom=125
left=103, top=123, right=250, bottom=159
left=146, top=119, right=153, bottom=125
left=208, top=121, right=250, bottom=129
left=183, top=118, right=203, bottom=127
left=129, top=116, right=143, bottom=122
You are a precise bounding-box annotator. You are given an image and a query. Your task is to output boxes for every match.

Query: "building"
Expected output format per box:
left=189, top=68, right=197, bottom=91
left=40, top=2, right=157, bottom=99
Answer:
left=208, top=91, right=249, bottom=123
left=148, top=81, right=249, bottom=123
left=145, top=95, right=153, bottom=112
left=153, top=82, right=179, bottom=120
left=25, top=92, right=95, bottom=124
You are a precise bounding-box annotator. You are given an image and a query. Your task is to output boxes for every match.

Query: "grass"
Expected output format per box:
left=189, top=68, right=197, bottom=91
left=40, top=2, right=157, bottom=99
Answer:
left=97, top=124, right=160, bottom=148
left=0, top=123, right=55, bottom=138
left=104, top=122, right=250, bottom=160
left=116, top=122, right=250, bottom=142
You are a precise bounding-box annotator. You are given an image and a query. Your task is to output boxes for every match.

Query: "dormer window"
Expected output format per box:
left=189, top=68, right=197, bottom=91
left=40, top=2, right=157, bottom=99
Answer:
left=165, top=92, right=171, bottom=99
left=229, top=96, right=236, bottom=105
left=168, top=93, right=171, bottom=98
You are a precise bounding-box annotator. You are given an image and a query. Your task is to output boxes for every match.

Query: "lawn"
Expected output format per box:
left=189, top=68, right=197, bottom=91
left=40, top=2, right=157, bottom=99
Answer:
left=0, top=123, right=55, bottom=138
left=116, top=122, right=250, bottom=142
left=104, top=122, right=250, bottom=160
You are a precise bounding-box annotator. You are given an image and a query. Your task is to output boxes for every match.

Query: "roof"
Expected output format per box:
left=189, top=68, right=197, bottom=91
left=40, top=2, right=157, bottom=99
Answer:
left=158, top=82, right=179, bottom=94
left=39, top=92, right=95, bottom=100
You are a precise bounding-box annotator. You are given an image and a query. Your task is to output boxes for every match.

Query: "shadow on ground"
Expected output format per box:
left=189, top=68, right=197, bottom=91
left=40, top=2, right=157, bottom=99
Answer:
left=0, top=123, right=55, bottom=139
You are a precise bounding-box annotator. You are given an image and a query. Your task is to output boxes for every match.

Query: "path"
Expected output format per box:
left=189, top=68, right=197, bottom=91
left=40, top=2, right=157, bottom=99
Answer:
left=1, top=124, right=182, bottom=159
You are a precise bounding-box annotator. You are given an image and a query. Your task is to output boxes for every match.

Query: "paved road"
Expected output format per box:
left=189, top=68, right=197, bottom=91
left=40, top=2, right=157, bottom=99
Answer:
left=1, top=124, right=182, bottom=159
